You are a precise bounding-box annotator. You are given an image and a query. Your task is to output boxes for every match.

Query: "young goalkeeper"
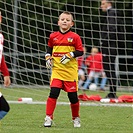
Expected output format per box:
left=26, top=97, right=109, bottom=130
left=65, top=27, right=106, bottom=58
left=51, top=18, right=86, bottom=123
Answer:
left=44, top=11, right=83, bottom=128
left=0, top=11, right=10, bottom=120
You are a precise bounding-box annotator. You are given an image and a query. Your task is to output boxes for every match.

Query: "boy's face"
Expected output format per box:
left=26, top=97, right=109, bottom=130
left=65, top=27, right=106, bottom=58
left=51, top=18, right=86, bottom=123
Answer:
left=91, top=48, right=98, bottom=55
left=101, top=0, right=109, bottom=12
left=58, top=13, right=74, bottom=32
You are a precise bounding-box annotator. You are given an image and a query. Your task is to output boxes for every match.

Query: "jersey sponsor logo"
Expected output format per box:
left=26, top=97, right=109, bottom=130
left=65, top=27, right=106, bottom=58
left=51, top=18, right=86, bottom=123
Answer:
left=53, top=52, right=67, bottom=57
left=67, top=37, right=73, bottom=43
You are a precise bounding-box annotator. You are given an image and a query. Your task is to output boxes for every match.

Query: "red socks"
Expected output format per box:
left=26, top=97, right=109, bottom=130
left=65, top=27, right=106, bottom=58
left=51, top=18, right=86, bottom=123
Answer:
left=46, top=97, right=57, bottom=119
left=70, top=101, right=80, bottom=119
left=46, top=97, right=80, bottom=120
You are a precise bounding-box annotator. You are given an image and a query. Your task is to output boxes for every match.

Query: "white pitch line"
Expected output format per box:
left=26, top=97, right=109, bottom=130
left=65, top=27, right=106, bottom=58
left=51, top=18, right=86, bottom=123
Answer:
left=8, top=101, right=133, bottom=108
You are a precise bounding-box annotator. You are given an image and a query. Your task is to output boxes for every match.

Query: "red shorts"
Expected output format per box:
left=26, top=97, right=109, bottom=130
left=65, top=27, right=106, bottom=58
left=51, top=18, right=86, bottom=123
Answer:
left=50, top=79, right=78, bottom=92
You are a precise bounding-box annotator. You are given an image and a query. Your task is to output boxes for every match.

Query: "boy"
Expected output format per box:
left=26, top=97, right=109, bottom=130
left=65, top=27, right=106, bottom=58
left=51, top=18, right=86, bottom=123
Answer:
left=77, top=47, right=86, bottom=89
left=83, top=47, right=107, bottom=90
left=0, top=11, right=10, bottom=120
left=44, top=11, right=83, bottom=127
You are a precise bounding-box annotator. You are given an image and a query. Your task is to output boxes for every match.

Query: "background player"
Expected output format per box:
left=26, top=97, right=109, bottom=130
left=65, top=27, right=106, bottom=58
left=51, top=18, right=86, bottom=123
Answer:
left=77, top=47, right=86, bottom=89
left=44, top=11, right=83, bottom=127
left=82, top=47, right=107, bottom=90
left=0, top=11, right=10, bottom=120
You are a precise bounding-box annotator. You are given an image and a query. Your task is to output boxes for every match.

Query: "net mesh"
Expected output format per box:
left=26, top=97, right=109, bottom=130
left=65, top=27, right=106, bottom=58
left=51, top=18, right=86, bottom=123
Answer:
left=0, top=0, right=132, bottom=101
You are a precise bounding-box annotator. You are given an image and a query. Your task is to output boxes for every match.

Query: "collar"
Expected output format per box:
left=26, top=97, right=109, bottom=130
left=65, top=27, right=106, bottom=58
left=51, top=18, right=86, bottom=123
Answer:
left=59, top=29, right=71, bottom=34
left=106, top=6, right=112, bottom=11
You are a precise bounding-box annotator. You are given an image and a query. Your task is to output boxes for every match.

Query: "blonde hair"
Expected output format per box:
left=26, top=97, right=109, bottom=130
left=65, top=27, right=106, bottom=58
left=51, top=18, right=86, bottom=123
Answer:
left=91, top=47, right=99, bottom=53
left=58, top=11, right=74, bottom=22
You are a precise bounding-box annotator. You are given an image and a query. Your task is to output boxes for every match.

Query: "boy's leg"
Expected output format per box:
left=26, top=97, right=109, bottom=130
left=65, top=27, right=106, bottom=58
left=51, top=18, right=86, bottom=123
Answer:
left=46, top=87, right=61, bottom=119
left=68, top=92, right=80, bottom=127
left=44, top=87, right=61, bottom=127
left=94, top=77, right=99, bottom=86
left=100, top=77, right=107, bottom=89
left=100, top=72, right=107, bottom=90
left=83, top=71, right=94, bottom=89
left=0, top=93, right=10, bottom=120
left=44, top=79, right=62, bottom=127
left=68, top=92, right=79, bottom=119
left=64, top=81, right=80, bottom=127
left=78, top=79, right=84, bottom=88
left=83, top=77, right=92, bottom=89
left=78, top=69, right=85, bottom=88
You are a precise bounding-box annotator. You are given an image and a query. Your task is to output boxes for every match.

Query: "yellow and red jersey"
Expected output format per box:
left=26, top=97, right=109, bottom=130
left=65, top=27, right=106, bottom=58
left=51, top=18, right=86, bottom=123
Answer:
left=48, top=30, right=83, bottom=81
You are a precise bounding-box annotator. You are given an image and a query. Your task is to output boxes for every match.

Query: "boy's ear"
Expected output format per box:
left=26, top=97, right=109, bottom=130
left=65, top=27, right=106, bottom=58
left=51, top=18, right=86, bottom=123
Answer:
left=58, top=20, right=60, bottom=26
left=71, top=21, right=74, bottom=27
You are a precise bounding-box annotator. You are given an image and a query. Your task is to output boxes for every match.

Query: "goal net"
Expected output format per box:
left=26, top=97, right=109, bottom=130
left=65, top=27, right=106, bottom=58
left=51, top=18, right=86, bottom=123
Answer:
left=0, top=0, right=132, bottom=102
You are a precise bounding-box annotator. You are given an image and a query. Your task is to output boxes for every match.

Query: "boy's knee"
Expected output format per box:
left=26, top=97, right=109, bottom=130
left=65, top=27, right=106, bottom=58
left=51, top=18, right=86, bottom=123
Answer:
left=6, top=103, right=10, bottom=112
left=81, top=75, right=85, bottom=81
left=88, top=76, right=92, bottom=80
left=49, top=87, right=61, bottom=99
left=68, top=92, right=78, bottom=104
left=0, top=96, right=10, bottom=112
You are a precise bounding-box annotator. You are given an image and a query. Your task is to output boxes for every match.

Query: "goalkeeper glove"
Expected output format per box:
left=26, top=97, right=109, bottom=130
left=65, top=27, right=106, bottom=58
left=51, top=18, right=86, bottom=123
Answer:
left=45, top=53, right=52, bottom=69
left=60, top=52, right=74, bottom=64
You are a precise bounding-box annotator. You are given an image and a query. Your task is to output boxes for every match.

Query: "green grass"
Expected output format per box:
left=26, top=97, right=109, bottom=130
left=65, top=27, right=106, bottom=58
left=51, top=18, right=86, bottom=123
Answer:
left=1, top=87, right=132, bottom=102
left=0, top=104, right=132, bottom=133
left=0, top=88, right=133, bottom=133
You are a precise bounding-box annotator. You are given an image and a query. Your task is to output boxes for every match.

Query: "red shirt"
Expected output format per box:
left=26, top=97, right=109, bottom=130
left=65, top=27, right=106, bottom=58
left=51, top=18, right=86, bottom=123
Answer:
left=85, top=53, right=103, bottom=73
left=77, top=56, right=84, bottom=70
left=0, top=33, right=9, bottom=76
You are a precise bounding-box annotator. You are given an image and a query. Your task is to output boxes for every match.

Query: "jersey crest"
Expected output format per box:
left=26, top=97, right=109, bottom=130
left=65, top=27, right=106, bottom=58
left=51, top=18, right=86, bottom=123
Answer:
left=67, top=37, right=73, bottom=43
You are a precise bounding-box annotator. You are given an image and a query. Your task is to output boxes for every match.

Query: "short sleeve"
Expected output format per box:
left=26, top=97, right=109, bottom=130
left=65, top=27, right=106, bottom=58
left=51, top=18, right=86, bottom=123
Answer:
left=85, top=56, right=91, bottom=65
left=48, top=33, right=53, bottom=48
left=75, top=34, right=83, bottom=51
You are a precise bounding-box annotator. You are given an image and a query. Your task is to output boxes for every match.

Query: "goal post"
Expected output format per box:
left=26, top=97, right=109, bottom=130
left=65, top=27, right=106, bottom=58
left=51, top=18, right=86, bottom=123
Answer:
left=0, top=0, right=132, bottom=101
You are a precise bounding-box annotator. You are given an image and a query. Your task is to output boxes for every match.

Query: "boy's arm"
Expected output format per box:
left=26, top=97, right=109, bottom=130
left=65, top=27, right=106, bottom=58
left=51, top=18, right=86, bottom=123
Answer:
left=45, top=46, right=53, bottom=69
left=1, top=55, right=9, bottom=76
left=85, top=57, right=90, bottom=66
left=45, top=34, right=53, bottom=69
left=86, top=61, right=90, bottom=66
left=1, top=55, right=11, bottom=87
left=73, top=50, right=83, bottom=58
left=46, top=46, right=53, bottom=55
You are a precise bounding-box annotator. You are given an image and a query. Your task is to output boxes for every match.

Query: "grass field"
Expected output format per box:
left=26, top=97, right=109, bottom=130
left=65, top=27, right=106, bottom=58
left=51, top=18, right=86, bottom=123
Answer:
left=0, top=88, right=133, bottom=133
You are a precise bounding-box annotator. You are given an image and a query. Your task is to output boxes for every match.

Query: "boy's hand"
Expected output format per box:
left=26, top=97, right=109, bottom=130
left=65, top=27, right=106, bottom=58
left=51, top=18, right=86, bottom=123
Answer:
left=45, top=53, right=52, bottom=69
left=60, top=52, right=74, bottom=64
left=86, top=62, right=90, bottom=66
left=4, top=76, right=11, bottom=87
